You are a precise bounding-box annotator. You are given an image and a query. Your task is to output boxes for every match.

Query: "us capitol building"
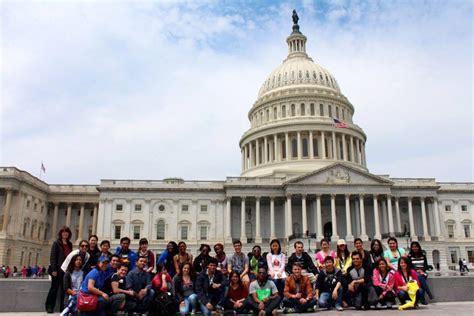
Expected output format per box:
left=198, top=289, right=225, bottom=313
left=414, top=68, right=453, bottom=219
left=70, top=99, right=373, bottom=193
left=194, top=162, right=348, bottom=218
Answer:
left=0, top=16, right=472, bottom=271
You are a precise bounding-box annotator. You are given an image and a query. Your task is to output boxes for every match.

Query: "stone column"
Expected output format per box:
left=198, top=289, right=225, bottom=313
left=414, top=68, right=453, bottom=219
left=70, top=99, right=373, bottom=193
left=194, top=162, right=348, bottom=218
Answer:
left=350, top=136, right=355, bottom=163
left=270, top=198, right=276, bottom=239
left=255, top=197, right=262, bottom=243
left=77, top=204, right=85, bottom=243
left=240, top=197, right=247, bottom=243
left=286, top=194, right=292, bottom=238
left=345, top=194, right=354, bottom=241
left=321, top=131, right=326, bottom=159
left=249, top=143, right=254, bottom=168
left=408, top=197, right=417, bottom=240
left=255, top=139, right=260, bottom=166
left=1, top=188, right=13, bottom=233
left=342, top=133, right=347, bottom=161
left=309, top=131, right=314, bottom=159
left=241, top=149, right=245, bottom=171
left=297, top=131, right=302, bottom=159
left=395, top=197, right=402, bottom=233
left=357, top=139, right=362, bottom=164
left=361, top=142, right=366, bottom=166
left=225, top=198, right=232, bottom=243
left=354, top=198, right=360, bottom=236
left=332, top=131, right=337, bottom=159
left=316, top=194, right=323, bottom=240
left=92, top=204, right=98, bottom=235
left=359, top=195, right=368, bottom=241
left=420, top=197, right=431, bottom=241
left=264, top=137, right=268, bottom=164
left=433, top=198, right=443, bottom=241
left=387, top=195, right=394, bottom=236
left=274, top=135, right=279, bottom=162
left=331, top=194, right=339, bottom=240
left=373, top=195, right=381, bottom=240
left=51, top=203, right=59, bottom=240
left=285, top=133, right=290, bottom=160
left=301, top=195, right=307, bottom=235
left=66, top=203, right=72, bottom=228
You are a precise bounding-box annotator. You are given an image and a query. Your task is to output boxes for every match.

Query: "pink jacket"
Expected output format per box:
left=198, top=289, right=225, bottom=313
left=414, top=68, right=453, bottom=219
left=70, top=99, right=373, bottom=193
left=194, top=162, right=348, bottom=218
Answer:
left=393, top=270, right=420, bottom=294
left=372, top=269, right=396, bottom=296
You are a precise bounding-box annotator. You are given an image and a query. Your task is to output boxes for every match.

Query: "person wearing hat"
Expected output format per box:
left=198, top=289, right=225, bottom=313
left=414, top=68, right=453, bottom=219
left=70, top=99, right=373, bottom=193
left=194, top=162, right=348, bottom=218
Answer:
left=335, top=239, right=352, bottom=276
left=79, top=255, right=111, bottom=316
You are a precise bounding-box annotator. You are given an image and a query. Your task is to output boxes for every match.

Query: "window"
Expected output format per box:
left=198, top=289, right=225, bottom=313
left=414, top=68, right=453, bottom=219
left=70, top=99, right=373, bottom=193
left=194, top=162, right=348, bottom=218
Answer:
left=41, top=206, right=44, bottom=213
left=302, top=138, right=308, bottom=157
left=328, top=105, right=332, bottom=117
left=200, top=205, right=208, bottom=213
left=310, top=104, right=315, bottom=116
left=200, top=226, right=208, bottom=240
left=445, top=205, right=451, bottom=212
left=300, top=104, right=305, bottom=116
left=281, top=105, right=286, bottom=118
left=90, top=210, right=94, bottom=216
left=449, top=248, right=458, bottom=264
left=273, top=107, right=277, bottom=120
left=291, top=139, right=297, bottom=158
left=464, top=225, right=471, bottom=238
left=182, top=204, right=189, bottom=212
left=114, top=226, right=121, bottom=240
left=468, top=250, right=474, bottom=263
left=23, top=222, right=28, bottom=236
left=313, top=138, right=319, bottom=157
left=319, top=104, right=324, bottom=116
left=159, top=204, right=165, bottom=212
left=447, top=224, right=455, bottom=238
left=342, top=109, right=345, bottom=120
left=156, top=220, right=165, bottom=240
left=266, top=109, right=269, bottom=121
left=26, top=200, right=30, bottom=208
left=282, top=140, right=286, bottom=159
left=339, top=140, right=344, bottom=159
left=116, top=204, right=123, bottom=211
left=134, top=204, right=142, bottom=212
left=133, top=225, right=141, bottom=240
left=461, top=205, right=468, bottom=212
left=34, top=203, right=37, bottom=211
left=181, top=226, right=188, bottom=240
left=291, top=104, right=296, bottom=116
left=336, top=107, right=339, bottom=118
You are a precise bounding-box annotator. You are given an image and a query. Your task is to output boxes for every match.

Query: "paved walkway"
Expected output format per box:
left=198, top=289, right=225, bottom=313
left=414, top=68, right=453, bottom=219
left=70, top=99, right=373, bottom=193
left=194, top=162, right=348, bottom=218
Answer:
left=0, top=302, right=472, bottom=316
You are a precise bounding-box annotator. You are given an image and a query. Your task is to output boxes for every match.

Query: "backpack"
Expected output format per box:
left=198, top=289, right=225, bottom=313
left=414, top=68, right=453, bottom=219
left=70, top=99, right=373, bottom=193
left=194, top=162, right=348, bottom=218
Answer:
left=152, top=291, right=177, bottom=316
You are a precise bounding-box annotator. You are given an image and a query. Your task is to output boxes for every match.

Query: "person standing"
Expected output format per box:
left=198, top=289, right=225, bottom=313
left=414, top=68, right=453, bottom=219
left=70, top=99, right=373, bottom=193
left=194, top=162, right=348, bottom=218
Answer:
left=45, top=226, right=73, bottom=313
left=463, top=258, right=470, bottom=272
left=286, top=241, right=319, bottom=285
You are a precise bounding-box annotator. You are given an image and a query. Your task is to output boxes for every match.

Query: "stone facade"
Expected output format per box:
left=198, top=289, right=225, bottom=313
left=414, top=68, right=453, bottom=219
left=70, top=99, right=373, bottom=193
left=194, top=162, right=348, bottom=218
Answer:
left=0, top=19, right=472, bottom=271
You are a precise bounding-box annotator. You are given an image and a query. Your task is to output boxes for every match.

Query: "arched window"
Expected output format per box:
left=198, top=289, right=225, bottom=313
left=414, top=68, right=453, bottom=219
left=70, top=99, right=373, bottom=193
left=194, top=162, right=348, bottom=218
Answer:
left=302, top=138, right=308, bottom=157
left=292, top=138, right=298, bottom=158
left=310, top=103, right=315, bottom=115
left=313, top=138, right=319, bottom=157
left=266, top=109, right=270, bottom=121
left=300, top=104, right=305, bottom=116
left=156, top=220, right=165, bottom=240
left=273, top=107, right=277, bottom=120
left=328, top=105, right=332, bottom=117
left=282, top=140, right=286, bottom=159
left=320, top=104, right=324, bottom=116
left=291, top=104, right=296, bottom=116
left=281, top=105, right=286, bottom=118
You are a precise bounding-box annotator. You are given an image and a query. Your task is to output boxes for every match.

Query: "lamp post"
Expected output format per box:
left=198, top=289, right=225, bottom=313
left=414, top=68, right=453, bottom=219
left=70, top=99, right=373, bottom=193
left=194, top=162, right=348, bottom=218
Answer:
left=306, top=230, right=312, bottom=253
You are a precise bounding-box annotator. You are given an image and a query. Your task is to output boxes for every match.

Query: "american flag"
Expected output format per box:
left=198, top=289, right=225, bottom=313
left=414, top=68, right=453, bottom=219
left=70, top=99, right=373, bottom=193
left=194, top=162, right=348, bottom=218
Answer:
left=41, top=162, right=46, bottom=173
left=333, top=118, right=348, bottom=128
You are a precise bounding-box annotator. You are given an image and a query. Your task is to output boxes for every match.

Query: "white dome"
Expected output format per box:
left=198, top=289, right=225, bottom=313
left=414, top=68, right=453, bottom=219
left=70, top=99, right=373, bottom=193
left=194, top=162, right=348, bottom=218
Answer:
left=258, top=56, right=341, bottom=98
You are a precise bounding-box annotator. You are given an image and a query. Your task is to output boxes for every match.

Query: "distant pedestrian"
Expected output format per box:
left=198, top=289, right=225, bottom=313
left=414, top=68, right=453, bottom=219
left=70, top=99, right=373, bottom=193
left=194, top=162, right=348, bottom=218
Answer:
left=463, top=259, right=470, bottom=272
left=21, top=266, right=27, bottom=278
left=459, top=258, right=464, bottom=273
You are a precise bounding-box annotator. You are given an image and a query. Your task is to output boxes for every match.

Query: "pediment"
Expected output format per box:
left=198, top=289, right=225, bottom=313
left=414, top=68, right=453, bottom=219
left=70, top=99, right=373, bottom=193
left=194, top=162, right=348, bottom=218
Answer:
left=285, top=163, right=392, bottom=186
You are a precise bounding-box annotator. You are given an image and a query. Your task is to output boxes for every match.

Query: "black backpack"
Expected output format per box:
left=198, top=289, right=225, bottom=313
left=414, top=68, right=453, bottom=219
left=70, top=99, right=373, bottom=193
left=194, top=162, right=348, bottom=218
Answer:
left=152, top=291, right=177, bottom=316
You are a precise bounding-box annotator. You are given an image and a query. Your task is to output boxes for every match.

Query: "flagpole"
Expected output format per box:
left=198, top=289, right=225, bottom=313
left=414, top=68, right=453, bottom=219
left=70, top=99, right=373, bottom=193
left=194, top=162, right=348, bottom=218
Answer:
left=39, top=161, right=43, bottom=180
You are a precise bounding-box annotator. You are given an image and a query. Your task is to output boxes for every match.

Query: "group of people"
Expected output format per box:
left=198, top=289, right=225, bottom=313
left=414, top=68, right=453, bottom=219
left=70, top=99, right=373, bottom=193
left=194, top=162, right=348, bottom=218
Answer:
left=1, top=265, right=47, bottom=278
left=45, top=225, right=435, bottom=316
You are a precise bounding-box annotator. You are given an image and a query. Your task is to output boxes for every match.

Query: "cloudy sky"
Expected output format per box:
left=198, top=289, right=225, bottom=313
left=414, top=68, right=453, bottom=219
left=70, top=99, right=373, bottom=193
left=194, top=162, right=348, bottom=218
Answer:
left=1, top=0, right=472, bottom=184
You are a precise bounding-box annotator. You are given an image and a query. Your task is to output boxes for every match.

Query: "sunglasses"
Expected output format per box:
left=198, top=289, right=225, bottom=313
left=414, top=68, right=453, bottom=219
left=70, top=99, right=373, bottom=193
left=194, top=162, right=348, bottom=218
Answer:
left=80, top=244, right=88, bottom=248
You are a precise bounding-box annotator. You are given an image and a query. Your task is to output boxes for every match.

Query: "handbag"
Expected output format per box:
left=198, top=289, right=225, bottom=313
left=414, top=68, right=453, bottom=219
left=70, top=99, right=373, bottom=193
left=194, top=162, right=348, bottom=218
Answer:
left=77, top=291, right=98, bottom=312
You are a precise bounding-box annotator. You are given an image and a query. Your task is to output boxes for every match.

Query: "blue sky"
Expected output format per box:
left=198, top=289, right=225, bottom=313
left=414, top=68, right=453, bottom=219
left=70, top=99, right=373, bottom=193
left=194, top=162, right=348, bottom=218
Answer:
left=1, top=0, right=472, bottom=183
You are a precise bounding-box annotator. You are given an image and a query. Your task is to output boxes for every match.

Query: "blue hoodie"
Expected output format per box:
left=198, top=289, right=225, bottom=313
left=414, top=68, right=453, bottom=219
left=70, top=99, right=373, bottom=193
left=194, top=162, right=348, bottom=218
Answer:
left=115, top=246, right=137, bottom=271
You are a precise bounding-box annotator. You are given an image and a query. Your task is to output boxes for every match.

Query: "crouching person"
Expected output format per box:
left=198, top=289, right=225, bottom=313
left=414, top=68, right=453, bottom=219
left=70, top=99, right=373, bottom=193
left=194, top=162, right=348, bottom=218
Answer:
left=78, top=255, right=111, bottom=316
left=196, top=257, right=228, bottom=316
left=316, top=256, right=344, bottom=311
left=246, top=267, right=281, bottom=316
left=282, top=262, right=316, bottom=313
left=108, top=264, right=136, bottom=314
left=126, top=257, right=154, bottom=313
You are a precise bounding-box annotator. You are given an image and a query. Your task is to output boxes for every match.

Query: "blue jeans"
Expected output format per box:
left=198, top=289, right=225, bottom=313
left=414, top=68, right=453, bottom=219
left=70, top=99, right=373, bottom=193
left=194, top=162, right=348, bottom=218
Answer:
left=180, top=293, right=198, bottom=315
left=319, top=288, right=343, bottom=308
left=398, top=289, right=422, bottom=304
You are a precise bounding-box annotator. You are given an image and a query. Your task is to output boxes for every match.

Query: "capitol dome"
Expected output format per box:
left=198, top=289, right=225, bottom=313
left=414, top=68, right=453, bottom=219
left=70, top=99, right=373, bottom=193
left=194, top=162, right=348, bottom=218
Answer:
left=239, top=14, right=368, bottom=178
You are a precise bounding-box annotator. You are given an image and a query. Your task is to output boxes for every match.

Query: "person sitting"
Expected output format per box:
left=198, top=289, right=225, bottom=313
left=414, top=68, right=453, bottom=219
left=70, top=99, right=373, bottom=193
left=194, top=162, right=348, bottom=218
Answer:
left=214, top=243, right=229, bottom=277
left=353, top=238, right=370, bottom=265
left=61, top=254, right=83, bottom=316
left=115, top=237, right=138, bottom=271
left=368, top=239, right=384, bottom=269
left=372, top=258, right=396, bottom=309
left=227, top=240, right=250, bottom=288
left=152, top=263, right=173, bottom=293
left=393, top=257, right=422, bottom=306
left=193, top=244, right=212, bottom=274
left=174, top=241, right=194, bottom=275
left=408, top=241, right=434, bottom=304
left=315, top=239, right=336, bottom=269
left=282, top=262, right=317, bottom=313
left=83, top=235, right=101, bottom=274
left=222, top=271, right=248, bottom=314
left=286, top=241, right=319, bottom=285
left=157, top=241, right=179, bottom=278
left=246, top=266, right=281, bottom=316
left=249, top=245, right=267, bottom=281
left=347, top=251, right=375, bottom=310
left=61, top=240, right=91, bottom=273
left=78, top=255, right=111, bottom=316
left=174, top=262, right=198, bottom=316
left=266, top=239, right=287, bottom=296
left=99, top=240, right=112, bottom=258
left=126, top=256, right=154, bottom=313
left=316, top=256, right=344, bottom=311
left=137, top=238, right=155, bottom=274
left=383, top=237, right=406, bottom=271
left=108, top=263, right=135, bottom=314
left=196, top=257, right=228, bottom=316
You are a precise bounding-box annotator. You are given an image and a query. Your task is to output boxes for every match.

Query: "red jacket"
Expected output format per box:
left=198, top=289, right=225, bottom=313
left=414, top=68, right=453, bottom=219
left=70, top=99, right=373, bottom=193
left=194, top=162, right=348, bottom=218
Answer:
left=393, top=270, right=420, bottom=294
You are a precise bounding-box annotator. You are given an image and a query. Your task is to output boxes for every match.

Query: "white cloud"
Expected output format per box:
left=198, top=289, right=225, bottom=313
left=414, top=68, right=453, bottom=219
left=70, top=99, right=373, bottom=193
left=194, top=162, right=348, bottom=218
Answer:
left=1, top=1, right=472, bottom=183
